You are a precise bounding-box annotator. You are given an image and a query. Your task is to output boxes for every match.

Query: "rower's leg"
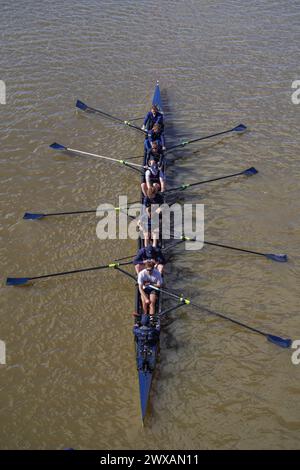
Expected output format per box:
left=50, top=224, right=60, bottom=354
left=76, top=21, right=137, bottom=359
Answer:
left=149, top=293, right=157, bottom=317
left=141, top=182, right=147, bottom=197
left=152, top=232, right=158, bottom=247
left=141, top=295, right=150, bottom=315
left=144, top=231, right=150, bottom=247
left=159, top=177, right=165, bottom=192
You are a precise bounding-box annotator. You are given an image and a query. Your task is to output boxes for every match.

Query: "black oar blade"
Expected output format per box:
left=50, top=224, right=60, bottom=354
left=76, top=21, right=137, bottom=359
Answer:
left=267, top=334, right=292, bottom=348
left=76, top=100, right=88, bottom=111
left=23, top=212, right=45, bottom=220
left=243, top=167, right=258, bottom=176
left=233, top=123, right=247, bottom=133
left=6, top=277, right=29, bottom=286
left=265, top=253, right=288, bottom=263
left=50, top=142, right=66, bottom=151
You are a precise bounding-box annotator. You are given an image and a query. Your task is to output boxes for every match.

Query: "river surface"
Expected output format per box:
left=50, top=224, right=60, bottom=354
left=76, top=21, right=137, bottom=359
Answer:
left=1, top=0, right=300, bottom=450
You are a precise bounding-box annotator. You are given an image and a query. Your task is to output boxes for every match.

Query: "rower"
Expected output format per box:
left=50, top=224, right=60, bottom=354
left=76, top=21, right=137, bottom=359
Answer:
left=137, top=260, right=163, bottom=320
left=143, top=186, right=164, bottom=216
left=145, top=141, right=165, bottom=169
left=141, top=104, right=164, bottom=132
left=133, top=243, right=166, bottom=275
left=138, top=186, right=164, bottom=247
left=137, top=207, right=160, bottom=247
left=141, top=158, right=165, bottom=196
left=147, top=123, right=166, bottom=151
left=133, top=313, right=160, bottom=346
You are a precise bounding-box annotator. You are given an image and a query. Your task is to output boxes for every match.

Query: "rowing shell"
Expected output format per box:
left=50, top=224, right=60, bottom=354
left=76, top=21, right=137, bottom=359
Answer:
left=134, top=81, right=164, bottom=422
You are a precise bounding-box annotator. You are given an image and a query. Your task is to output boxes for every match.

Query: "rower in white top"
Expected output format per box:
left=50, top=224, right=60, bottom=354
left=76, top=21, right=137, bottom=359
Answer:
left=137, top=260, right=163, bottom=323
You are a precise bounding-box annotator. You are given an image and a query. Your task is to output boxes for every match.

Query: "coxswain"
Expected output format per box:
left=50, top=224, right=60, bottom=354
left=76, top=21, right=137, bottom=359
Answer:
left=141, top=104, right=164, bottom=132
left=133, top=244, right=166, bottom=274
left=137, top=260, right=163, bottom=319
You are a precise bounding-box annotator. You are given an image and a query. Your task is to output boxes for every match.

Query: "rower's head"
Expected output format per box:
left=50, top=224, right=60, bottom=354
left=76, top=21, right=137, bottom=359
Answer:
left=151, top=105, right=159, bottom=116
left=151, top=142, right=159, bottom=153
left=145, top=245, right=155, bottom=257
left=152, top=123, right=161, bottom=133
left=145, top=260, right=155, bottom=272
left=148, top=156, right=158, bottom=167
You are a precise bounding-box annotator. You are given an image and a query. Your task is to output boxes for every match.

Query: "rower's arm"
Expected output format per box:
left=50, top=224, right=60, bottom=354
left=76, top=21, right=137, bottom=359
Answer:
left=139, top=284, right=148, bottom=300
left=143, top=112, right=149, bottom=127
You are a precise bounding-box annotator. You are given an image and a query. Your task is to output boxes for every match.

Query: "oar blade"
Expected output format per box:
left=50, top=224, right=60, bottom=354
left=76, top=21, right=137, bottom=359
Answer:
left=6, top=277, right=29, bottom=286
left=233, top=123, right=247, bottom=133
left=267, top=334, right=292, bottom=348
left=265, top=253, right=288, bottom=263
left=23, top=212, right=45, bottom=220
left=50, top=142, right=66, bottom=151
left=76, top=99, right=88, bottom=111
left=243, top=167, right=258, bottom=176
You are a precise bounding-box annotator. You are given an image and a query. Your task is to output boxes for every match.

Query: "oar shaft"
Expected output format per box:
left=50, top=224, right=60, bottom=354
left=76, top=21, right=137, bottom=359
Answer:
left=188, top=170, right=244, bottom=187
left=204, top=241, right=265, bottom=257
left=149, top=285, right=267, bottom=337
left=84, top=104, right=125, bottom=123
left=114, top=266, right=136, bottom=281
left=44, top=210, right=96, bottom=217
left=29, top=261, right=132, bottom=281
left=81, top=103, right=145, bottom=133
left=166, top=170, right=245, bottom=193
left=168, top=127, right=235, bottom=151
left=186, top=128, right=235, bottom=145
left=192, top=301, right=265, bottom=336
left=67, top=147, right=144, bottom=168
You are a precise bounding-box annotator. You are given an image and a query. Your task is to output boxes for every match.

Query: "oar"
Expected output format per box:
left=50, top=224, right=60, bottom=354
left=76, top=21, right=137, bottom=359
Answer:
left=167, top=123, right=247, bottom=152
left=75, top=100, right=146, bottom=135
left=125, top=123, right=248, bottom=161
left=114, top=234, right=287, bottom=263
left=179, top=236, right=288, bottom=262
left=49, top=143, right=145, bottom=174
left=148, top=285, right=292, bottom=348
left=6, top=261, right=132, bottom=286
left=23, top=201, right=142, bottom=220
left=165, top=167, right=258, bottom=193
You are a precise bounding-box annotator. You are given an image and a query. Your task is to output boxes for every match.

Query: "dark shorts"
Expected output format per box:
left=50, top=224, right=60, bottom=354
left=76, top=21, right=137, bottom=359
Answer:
left=144, top=287, right=160, bottom=296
